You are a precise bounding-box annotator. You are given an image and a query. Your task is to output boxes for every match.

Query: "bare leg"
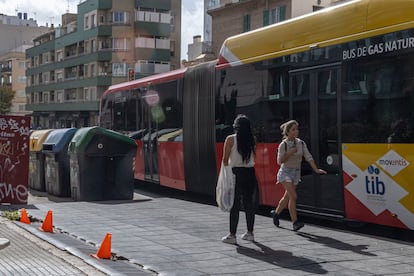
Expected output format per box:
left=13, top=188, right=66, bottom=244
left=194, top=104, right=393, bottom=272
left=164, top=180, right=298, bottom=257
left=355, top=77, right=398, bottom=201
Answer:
left=275, top=189, right=290, bottom=214
left=281, top=182, right=298, bottom=222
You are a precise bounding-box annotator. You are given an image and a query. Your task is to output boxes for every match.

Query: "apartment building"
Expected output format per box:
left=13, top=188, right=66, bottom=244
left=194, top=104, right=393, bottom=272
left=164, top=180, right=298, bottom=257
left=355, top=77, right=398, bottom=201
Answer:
left=0, top=13, right=49, bottom=56
left=0, top=13, right=49, bottom=116
left=26, top=0, right=181, bottom=129
left=0, top=46, right=32, bottom=115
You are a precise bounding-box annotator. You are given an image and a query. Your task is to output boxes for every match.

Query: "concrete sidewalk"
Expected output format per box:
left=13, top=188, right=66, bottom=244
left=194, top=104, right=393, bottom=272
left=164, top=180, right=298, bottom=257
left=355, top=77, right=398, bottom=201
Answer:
left=1, top=189, right=414, bottom=275
left=0, top=216, right=106, bottom=275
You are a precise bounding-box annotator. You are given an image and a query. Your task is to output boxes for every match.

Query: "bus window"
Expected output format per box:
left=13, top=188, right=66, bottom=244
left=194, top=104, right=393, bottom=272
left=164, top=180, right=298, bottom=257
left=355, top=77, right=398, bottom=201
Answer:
left=113, top=95, right=126, bottom=131
left=342, top=55, right=414, bottom=143
left=345, top=68, right=367, bottom=94
left=99, top=95, right=113, bottom=129
left=262, top=69, right=289, bottom=142
left=268, top=70, right=288, bottom=98
left=125, top=91, right=141, bottom=131
left=318, top=69, right=337, bottom=95
left=292, top=74, right=310, bottom=97
left=149, top=80, right=183, bottom=131
left=370, top=64, right=401, bottom=95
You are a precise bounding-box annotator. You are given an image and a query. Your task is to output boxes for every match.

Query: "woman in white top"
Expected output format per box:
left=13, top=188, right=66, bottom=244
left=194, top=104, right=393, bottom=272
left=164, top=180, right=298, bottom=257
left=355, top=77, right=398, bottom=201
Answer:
left=271, top=120, right=326, bottom=231
left=221, top=114, right=258, bottom=244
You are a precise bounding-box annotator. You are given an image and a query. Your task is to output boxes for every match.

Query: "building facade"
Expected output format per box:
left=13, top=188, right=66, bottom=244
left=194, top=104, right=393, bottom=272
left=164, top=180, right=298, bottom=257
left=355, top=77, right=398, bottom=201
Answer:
left=187, top=35, right=203, bottom=61
left=0, top=13, right=49, bottom=56
left=0, top=13, right=49, bottom=117
left=0, top=46, right=32, bottom=116
left=26, top=0, right=181, bottom=129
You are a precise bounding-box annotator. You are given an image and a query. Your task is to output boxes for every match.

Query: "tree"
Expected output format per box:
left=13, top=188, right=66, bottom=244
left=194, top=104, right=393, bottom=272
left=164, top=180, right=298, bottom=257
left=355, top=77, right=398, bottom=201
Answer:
left=0, top=85, right=15, bottom=114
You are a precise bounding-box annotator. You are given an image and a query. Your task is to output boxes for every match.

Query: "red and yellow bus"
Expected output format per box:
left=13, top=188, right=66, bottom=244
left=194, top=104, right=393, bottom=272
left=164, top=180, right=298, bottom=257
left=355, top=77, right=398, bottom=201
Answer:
left=100, top=0, right=414, bottom=230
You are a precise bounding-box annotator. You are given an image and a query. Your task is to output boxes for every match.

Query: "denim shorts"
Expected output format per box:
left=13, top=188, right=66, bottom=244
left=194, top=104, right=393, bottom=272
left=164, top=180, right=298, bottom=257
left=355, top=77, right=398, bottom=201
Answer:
left=277, top=167, right=301, bottom=185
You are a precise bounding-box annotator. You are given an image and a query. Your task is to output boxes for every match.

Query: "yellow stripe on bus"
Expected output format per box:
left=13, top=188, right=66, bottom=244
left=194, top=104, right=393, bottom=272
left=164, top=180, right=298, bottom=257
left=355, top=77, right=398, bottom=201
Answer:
left=219, top=0, right=414, bottom=66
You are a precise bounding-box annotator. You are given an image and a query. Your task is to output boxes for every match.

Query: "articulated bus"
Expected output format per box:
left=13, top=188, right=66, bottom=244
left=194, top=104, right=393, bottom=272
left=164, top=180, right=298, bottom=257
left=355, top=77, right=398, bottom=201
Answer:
left=100, top=0, right=414, bottom=230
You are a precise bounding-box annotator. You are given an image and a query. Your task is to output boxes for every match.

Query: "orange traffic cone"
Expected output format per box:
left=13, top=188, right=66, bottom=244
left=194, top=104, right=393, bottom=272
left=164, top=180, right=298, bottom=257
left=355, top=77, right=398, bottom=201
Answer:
left=91, top=233, right=112, bottom=259
left=40, top=210, right=54, bottom=233
left=20, top=208, right=31, bottom=224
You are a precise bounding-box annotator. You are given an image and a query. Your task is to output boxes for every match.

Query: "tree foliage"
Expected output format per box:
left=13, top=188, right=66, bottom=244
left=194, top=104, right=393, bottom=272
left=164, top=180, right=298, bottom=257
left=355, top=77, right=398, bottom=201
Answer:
left=0, top=85, right=15, bottom=114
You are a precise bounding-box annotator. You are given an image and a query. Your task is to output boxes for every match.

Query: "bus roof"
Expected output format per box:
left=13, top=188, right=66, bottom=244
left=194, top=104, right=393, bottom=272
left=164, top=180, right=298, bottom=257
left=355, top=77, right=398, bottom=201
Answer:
left=218, top=0, right=414, bottom=67
left=103, top=67, right=187, bottom=96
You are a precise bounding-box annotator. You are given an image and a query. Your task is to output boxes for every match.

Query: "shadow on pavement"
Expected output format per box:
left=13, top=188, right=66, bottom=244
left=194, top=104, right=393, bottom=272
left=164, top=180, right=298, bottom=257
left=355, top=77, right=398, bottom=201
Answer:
left=0, top=204, right=39, bottom=211
left=237, top=241, right=328, bottom=274
left=297, top=232, right=377, bottom=256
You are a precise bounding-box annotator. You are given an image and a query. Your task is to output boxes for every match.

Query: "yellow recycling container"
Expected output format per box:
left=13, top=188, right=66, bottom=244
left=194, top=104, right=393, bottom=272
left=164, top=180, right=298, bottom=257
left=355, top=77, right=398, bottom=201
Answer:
left=29, top=129, right=53, bottom=192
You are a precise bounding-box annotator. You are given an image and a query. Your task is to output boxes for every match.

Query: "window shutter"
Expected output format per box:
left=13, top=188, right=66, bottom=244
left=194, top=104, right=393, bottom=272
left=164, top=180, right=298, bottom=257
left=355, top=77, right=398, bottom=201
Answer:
left=279, top=5, right=286, bottom=22
left=243, top=14, right=251, bottom=32
left=263, top=10, right=269, bottom=26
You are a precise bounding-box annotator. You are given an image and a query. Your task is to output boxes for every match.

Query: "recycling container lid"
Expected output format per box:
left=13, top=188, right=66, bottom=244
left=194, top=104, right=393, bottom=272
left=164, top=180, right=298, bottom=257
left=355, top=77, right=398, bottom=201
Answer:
left=29, top=129, right=53, bottom=152
left=68, top=126, right=136, bottom=153
left=42, top=128, right=77, bottom=153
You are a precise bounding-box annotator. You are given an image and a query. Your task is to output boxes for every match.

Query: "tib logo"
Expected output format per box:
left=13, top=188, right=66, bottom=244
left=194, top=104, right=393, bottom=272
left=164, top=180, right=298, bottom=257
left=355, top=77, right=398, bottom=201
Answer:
left=366, top=165, right=385, bottom=195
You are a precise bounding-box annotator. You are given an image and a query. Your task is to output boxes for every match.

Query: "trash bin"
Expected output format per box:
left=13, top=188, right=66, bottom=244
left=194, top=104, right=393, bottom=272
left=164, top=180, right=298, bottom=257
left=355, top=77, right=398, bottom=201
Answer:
left=29, top=129, right=53, bottom=192
left=42, top=128, right=77, bottom=197
left=68, top=126, right=137, bottom=201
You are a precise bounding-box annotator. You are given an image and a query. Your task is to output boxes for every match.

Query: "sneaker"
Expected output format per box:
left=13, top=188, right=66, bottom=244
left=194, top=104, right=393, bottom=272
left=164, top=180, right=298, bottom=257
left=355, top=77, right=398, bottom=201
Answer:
left=270, top=210, right=280, bottom=227
left=221, top=234, right=237, bottom=245
left=293, top=221, right=304, bottom=231
left=241, top=232, right=254, bottom=241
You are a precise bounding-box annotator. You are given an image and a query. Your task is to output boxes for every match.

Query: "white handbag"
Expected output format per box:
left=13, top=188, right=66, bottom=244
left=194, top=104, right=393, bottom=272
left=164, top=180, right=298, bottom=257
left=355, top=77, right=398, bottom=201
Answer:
left=216, top=163, right=235, bottom=212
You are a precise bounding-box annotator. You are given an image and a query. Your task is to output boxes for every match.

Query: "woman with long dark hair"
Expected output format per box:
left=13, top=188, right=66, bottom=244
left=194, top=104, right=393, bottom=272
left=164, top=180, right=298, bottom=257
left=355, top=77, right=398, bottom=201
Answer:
left=221, top=114, right=258, bottom=244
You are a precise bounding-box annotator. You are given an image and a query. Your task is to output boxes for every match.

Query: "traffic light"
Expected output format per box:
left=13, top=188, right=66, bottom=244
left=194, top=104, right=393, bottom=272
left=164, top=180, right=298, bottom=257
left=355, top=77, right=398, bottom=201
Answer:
left=128, top=68, right=134, bottom=81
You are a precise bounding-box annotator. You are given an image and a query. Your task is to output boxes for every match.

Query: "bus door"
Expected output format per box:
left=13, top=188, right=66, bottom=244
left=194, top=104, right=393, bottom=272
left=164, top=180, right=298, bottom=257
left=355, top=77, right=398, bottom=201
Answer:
left=142, top=97, right=160, bottom=183
left=290, top=64, right=344, bottom=218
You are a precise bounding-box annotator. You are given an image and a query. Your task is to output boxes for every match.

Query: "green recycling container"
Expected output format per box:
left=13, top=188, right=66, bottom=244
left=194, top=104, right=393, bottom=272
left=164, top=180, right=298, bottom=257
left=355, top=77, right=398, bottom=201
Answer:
left=68, top=127, right=137, bottom=201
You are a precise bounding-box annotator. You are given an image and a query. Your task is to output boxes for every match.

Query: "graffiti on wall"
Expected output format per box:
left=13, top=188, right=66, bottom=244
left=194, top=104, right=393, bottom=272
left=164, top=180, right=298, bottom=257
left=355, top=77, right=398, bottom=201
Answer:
left=0, top=115, right=31, bottom=204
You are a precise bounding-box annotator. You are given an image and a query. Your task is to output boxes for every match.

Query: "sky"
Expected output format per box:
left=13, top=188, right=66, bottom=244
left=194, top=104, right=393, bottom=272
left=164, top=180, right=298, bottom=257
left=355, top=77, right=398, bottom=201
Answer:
left=0, top=0, right=204, bottom=61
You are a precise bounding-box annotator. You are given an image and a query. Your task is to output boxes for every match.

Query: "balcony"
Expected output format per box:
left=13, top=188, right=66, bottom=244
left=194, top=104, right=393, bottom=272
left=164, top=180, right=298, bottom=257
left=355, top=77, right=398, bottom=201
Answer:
left=134, top=21, right=170, bottom=37
left=26, top=74, right=112, bottom=94
left=1, top=66, right=12, bottom=72
left=26, top=101, right=99, bottom=112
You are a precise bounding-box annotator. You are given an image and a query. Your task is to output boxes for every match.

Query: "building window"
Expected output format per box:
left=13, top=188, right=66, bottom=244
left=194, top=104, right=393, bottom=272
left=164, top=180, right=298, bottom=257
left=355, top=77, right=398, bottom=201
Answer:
left=113, top=38, right=129, bottom=50
left=57, top=71, right=63, bottom=82
left=270, top=6, right=286, bottom=24
left=43, top=92, right=49, bottom=103
left=113, top=12, right=129, bottom=24
left=113, top=63, right=127, bottom=76
left=84, top=15, right=89, bottom=28
left=91, top=39, right=96, bottom=52
left=18, top=76, right=26, bottom=83
left=57, top=91, right=64, bottom=103
left=91, top=14, right=96, bottom=27
left=264, top=6, right=286, bottom=26
left=313, top=5, right=324, bottom=12
left=57, top=51, right=63, bottom=62
left=84, top=87, right=97, bottom=101
left=243, top=14, right=251, bottom=32
left=91, top=64, right=95, bottom=77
